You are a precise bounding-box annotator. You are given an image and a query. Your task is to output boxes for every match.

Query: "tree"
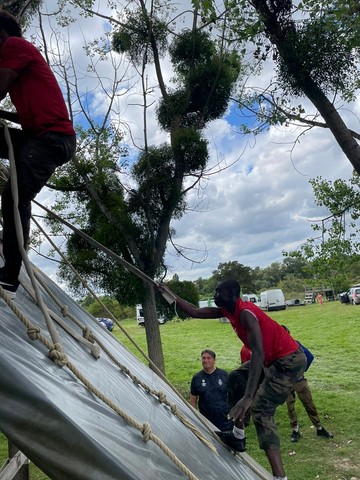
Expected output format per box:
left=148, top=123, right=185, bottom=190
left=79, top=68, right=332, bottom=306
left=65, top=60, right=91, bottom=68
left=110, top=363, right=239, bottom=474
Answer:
left=39, top=1, right=242, bottom=374
left=224, top=0, right=360, bottom=173
left=157, top=278, right=199, bottom=321
left=211, top=260, right=256, bottom=292
left=284, top=172, right=360, bottom=291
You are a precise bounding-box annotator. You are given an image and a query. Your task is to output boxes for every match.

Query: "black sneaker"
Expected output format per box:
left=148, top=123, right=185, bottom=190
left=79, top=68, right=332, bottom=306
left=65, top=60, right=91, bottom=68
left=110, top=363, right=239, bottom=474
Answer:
left=291, top=430, right=300, bottom=442
left=317, top=427, right=333, bottom=439
left=216, top=430, right=246, bottom=452
left=0, top=268, right=19, bottom=299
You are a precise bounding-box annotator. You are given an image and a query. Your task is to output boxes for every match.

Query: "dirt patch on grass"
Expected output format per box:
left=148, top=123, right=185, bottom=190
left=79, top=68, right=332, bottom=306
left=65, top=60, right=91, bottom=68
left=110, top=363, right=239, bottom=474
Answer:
left=332, top=456, right=360, bottom=479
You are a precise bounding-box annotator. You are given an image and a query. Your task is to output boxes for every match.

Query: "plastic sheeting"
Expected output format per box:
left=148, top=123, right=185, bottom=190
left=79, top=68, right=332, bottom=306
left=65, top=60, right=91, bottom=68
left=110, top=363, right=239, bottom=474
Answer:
left=0, top=267, right=271, bottom=480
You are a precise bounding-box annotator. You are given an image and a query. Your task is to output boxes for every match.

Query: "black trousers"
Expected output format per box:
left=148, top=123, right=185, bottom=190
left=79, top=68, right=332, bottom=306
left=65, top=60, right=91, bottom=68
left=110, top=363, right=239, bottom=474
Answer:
left=0, top=127, right=76, bottom=276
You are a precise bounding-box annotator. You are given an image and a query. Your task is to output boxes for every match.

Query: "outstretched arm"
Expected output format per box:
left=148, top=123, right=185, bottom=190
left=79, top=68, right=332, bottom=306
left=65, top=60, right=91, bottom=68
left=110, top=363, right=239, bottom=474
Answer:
left=157, top=284, right=223, bottom=319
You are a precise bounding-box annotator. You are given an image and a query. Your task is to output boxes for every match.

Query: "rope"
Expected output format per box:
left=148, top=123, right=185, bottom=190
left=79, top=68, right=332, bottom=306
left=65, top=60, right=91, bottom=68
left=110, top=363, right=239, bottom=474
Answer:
left=1, top=120, right=62, bottom=348
left=31, top=262, right=215, bottom=453
left=33, top=199, right=157, bottom=287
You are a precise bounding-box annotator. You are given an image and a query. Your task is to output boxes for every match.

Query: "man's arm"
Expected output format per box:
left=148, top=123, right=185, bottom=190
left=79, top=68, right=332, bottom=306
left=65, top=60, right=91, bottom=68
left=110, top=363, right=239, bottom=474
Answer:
left=241, top=311, right=264, bottom=400
left=157, top=284, right=222, bottom=319
left=228, top=310, right=264, bottom=422
left=0, top=67, right=18, bottom=100
left=190, top=394, right=198, bottom=409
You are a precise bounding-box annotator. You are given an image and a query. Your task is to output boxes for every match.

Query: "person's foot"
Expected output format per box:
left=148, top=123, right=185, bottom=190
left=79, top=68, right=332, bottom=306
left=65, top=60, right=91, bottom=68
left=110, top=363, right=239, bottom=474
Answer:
left=291, top=429, right=300, bottom=442
left=0, top=268, right=19, bottom=299
left=215, top=430, right=246, bottom=452
left=317, top=427, right=333, bottom=439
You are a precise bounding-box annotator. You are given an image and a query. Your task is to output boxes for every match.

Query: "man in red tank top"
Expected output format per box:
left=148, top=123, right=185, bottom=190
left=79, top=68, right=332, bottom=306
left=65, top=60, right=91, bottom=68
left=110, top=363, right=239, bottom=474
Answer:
left=0, top=11, right=76, bottom=298
left=159, top=279, right=306, bottom=480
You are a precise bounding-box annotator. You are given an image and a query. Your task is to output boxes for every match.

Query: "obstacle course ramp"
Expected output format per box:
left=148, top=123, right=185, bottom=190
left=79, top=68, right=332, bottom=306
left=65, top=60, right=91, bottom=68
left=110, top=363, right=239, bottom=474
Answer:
left=0, top=268, right=270, bottom=480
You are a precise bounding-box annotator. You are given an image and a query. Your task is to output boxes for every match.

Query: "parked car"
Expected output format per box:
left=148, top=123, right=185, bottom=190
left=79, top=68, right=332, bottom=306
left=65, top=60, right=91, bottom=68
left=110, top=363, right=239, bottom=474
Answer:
left=135, top=305, right=165, bottom=326
left=347, top=285, right=360, bottom=305
left=97, top=317, right=114, bottom=331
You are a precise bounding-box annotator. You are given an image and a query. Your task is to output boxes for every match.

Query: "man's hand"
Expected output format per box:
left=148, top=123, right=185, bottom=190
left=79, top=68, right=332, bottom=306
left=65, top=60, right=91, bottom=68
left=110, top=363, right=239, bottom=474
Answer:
left=157, top=283, right=177, bottom=305
left=228, top=396, right=252, bottom=423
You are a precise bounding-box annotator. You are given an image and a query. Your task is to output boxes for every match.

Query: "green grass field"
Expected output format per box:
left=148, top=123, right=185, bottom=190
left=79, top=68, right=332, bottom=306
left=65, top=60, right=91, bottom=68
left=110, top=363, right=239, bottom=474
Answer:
left=1, top=301, right=359, bottom=479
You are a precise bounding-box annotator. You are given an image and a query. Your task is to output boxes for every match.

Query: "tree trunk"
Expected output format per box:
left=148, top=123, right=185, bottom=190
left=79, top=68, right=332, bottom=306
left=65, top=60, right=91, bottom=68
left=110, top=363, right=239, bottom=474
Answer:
left=300, top=80, right=360, bottom=174
left=142, top=281, right=166, bottom=374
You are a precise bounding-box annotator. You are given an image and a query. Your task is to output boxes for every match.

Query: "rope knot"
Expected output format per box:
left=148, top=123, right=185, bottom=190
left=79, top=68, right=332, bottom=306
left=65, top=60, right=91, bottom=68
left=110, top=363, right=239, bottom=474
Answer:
left=83, top=327, right=94, bottom=342
left=157, top=391, right=166, bottom=403
left=49, top=342, right=68, bottom=367
left=170, top=403, right=178, bottom=414
left=27, top=325, right=41, bottom=341
left=141, top=422, right=151, bottom=442
left=61, top=304, right=69, bottom=316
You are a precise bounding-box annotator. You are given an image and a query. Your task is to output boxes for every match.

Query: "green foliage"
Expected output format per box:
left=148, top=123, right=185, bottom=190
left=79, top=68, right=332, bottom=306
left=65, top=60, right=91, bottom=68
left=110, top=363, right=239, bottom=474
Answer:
left=284, top=173, right=360, bottom=292
left=80, top=295, right=134, bottom=320
left=169, top=30, right=215, bottom=76
left=277, top=18, right=358, bottom=100
left=130, top=144, right=186, bottom=221
left=157, top=30, right=241, bottom=130
left=157, top=279, right=200, bottom=321
left=112, top=10, right=168, bottom=64
left=211, top=260, right=256, bottom=293
left=171, top=128, right=208, bottom=172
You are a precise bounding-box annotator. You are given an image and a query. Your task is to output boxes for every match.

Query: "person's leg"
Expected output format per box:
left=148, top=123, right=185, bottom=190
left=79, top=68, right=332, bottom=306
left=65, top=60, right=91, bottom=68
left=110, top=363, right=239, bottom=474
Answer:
left=294, top=378, right=321, bottom=427
left=216, top=364, right=249, bottom=451
left=286, top=387, right=298, bottom=428
left=0, top=128, right=27, bottom=280
left=286, top=386, right=300, bottom=441
left=252, top=349, right=306, bottom=477
left=1, top=132, right=75, bottom=281
left=294, top=378, right=334, bottom=438
left=228, top=364, right=250, bottom=426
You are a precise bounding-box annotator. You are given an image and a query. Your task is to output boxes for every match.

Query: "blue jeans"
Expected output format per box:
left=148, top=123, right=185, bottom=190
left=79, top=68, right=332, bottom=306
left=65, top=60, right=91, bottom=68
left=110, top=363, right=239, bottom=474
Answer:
left=0, top=127, right=76, bottom=277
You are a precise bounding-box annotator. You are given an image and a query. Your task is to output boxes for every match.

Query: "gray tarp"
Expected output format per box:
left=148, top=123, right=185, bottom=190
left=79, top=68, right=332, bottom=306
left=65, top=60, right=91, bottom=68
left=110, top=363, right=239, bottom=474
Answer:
left=0, top=267, right=271, bottom=480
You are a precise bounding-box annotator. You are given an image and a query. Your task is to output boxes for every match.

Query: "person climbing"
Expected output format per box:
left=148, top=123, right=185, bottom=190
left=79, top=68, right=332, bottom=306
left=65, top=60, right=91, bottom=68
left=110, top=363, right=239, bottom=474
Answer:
left=0, top=10, right=76, bottom=299
left=158, top=279, right=306, bottom=480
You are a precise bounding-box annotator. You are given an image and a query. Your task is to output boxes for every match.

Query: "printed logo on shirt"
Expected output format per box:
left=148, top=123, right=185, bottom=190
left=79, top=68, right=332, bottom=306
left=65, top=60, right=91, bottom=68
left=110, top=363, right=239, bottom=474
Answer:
left=218, top=379, right=223, bottom=386
left=201, top=379, right=206, bottom=387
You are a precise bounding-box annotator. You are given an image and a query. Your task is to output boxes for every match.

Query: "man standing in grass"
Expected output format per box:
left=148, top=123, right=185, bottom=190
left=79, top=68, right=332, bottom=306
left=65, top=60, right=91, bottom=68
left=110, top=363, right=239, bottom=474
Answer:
left=190, top=349, right=233, bottom=431
left=159, top=278, right=306, bottom=480
left=281, top=325, right=333, bottom=443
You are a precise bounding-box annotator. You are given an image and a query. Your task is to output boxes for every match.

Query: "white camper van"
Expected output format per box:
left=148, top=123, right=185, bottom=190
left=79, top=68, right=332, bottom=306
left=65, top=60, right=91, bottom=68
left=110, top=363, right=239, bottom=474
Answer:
left=260, top=289, right=286, bottom=311
left=136, top=304, right=165, bottom=326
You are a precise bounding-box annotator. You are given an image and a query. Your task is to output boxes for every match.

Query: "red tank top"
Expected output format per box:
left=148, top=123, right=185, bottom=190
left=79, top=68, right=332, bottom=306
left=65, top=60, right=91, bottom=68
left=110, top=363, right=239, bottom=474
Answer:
left=222, top=299, right=298, bottom=366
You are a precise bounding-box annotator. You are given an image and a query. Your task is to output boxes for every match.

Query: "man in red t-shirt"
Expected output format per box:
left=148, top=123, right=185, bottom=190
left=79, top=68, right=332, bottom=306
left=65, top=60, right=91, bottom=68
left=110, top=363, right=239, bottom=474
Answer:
left=159, top=279, right=306, bottom=480
left=0, top=11, right=76, bottom=298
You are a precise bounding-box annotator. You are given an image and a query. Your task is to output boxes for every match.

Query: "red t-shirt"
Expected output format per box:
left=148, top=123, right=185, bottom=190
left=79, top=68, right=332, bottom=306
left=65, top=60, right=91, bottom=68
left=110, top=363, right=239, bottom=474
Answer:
left=0, top=37, right=75, bottom=136
left=222, top=299, right=299, bottom=366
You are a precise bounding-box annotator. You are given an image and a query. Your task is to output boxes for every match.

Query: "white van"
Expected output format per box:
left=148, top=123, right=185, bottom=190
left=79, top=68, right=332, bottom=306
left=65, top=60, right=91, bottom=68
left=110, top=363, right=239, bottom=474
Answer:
left=241, top=293, right=260, bottom=306
left=136, top=304, right=165, bottom=326
left=260, top=289, right=286, bottom=311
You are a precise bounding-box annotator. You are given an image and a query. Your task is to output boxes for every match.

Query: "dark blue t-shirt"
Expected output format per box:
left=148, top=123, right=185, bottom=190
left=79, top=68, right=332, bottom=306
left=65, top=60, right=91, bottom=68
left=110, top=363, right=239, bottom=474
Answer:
left=190, top=368, right=233, bottom=430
